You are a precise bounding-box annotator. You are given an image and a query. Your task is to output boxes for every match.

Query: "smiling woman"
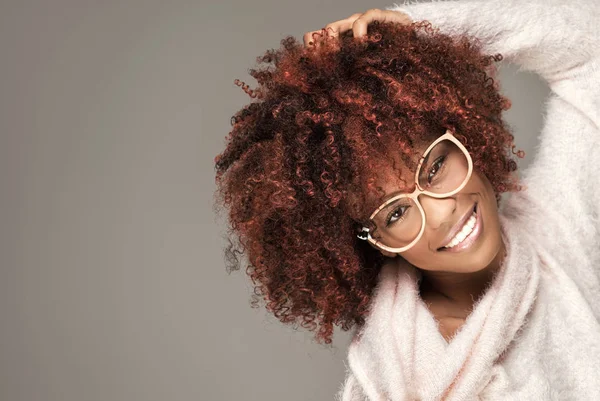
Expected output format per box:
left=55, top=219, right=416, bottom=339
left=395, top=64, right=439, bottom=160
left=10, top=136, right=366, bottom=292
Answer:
left=214, top=0, right=600, bottom=399
left=358, top=129, right=504, bottom=278
left=215, top=15, right=519, bottom=343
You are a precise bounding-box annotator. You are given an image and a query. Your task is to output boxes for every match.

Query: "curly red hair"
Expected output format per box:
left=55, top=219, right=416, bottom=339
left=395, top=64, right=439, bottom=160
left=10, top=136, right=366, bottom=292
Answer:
left=214, top=21, right=523, bottom=344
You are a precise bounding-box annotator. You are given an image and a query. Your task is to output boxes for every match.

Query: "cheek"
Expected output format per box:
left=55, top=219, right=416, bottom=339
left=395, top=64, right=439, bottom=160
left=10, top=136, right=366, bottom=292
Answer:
left=400, top=172, right=499, bottom=270
left=399, top=241, right=434, bottom=267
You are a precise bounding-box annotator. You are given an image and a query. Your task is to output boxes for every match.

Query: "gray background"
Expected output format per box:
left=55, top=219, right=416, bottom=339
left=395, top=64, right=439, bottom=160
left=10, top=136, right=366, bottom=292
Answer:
left=0, top=1, right=549, bottom=400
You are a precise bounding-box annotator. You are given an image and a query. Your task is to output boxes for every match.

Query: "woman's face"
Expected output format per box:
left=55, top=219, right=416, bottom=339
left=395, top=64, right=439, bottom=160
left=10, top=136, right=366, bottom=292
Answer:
left=365, top=139, right=504, bottom=274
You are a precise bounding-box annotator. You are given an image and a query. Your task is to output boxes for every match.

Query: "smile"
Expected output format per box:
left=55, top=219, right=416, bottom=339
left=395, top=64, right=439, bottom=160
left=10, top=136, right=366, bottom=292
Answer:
left=438, top=203, right=482, bottom=252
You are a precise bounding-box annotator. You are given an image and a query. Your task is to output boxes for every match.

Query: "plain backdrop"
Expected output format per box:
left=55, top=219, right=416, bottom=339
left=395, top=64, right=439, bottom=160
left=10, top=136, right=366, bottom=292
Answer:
left=0, top=0, right=549, bottom=400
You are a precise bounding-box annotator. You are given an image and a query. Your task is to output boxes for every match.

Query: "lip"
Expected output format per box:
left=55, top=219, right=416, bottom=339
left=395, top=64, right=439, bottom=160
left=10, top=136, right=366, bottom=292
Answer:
left=442, top=203, right=483, bottom=253
left=438, top=203, right=478, bottom=250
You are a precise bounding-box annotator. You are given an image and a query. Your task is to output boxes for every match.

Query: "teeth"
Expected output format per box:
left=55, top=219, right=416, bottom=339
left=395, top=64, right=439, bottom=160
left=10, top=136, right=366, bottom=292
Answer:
left=444, top=211, right=477, bottom=249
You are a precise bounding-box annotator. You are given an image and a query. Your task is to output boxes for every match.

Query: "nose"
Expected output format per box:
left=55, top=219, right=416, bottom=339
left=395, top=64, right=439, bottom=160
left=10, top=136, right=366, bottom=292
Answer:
left=418, top=194, right=457, bottom=230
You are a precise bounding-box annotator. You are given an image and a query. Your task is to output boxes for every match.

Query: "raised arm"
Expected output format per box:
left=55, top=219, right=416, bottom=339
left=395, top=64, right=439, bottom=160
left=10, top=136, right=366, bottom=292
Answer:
left=391, top=2, right=599, bottom=227
left=388, top=0, right=600, bottom=307
left=385, top=0, right=599, bottom=123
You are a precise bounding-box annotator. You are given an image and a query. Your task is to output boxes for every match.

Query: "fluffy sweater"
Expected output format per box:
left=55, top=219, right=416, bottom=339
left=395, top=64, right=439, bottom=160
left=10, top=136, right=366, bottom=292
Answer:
left=336, top=0, right=600, bottom=400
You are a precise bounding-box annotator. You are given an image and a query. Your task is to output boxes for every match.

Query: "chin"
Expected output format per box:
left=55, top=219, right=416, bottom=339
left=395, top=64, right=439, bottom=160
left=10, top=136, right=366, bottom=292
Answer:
left=458, top=242, right=502, bottom=272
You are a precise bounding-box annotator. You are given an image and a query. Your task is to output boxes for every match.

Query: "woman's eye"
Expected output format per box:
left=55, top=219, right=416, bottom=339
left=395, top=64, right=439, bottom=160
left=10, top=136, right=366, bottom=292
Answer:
left=428, top=156, right=446, bottom=183
left=387, top=205, right=409, bottom=226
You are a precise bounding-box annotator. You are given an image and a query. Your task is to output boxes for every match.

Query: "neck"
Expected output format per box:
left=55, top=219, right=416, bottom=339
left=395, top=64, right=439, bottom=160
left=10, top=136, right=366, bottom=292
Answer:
left=418, top=240, right=507, bottom=310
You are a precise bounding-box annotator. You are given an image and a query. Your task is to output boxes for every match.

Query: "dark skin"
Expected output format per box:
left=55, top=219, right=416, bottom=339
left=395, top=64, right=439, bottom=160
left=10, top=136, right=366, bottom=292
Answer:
left=304, top=10, right=507, bottom=341
left=363, top=138, right=506, bottom=341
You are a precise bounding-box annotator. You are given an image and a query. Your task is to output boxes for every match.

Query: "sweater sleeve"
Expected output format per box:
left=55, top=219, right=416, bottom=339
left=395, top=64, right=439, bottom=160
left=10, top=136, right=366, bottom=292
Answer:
left=385, top=0, right=600, bottom=260
left=385, top=0, right=599, bottom=89
left=335, top=371, right=368, bottom=401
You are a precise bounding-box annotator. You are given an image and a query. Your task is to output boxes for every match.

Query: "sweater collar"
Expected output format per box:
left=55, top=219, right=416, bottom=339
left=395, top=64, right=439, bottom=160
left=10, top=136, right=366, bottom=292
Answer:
left=347, top=210, right=542, bottom=400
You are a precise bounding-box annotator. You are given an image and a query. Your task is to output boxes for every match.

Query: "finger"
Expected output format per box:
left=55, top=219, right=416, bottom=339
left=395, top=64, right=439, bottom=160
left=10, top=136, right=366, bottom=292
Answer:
left=353, top=10, right=413, bottom=38
left=352, top=9, right=387, bottom=38
left=334, top=13, right=363, bottom=35
left=323, top=19, right=355, bottom=39
left=303, top=13, right=363, bottom=47
left=303, top=29, right=324, bottom=46
left=303, top=31, right=314, bottom=46
left=302, top=27, right=336, bottom=47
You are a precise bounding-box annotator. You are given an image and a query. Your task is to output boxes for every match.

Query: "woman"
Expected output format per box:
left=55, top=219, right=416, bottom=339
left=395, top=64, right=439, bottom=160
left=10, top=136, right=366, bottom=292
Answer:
left=215, top=0, right=600, bottom=399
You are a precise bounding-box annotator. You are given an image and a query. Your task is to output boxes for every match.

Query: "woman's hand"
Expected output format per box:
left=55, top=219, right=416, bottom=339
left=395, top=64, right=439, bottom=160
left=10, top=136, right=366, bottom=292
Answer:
left=302, top=8, right=413, bottom=47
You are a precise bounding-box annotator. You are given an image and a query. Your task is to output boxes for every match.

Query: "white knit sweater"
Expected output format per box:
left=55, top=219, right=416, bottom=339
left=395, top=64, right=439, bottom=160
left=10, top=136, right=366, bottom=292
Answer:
left=337, top=0, right=600, bottom=400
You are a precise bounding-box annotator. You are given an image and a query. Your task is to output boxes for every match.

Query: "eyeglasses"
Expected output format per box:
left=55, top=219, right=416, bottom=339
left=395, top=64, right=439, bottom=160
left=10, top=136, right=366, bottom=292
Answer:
left=357, top=130, right=473, bottom=253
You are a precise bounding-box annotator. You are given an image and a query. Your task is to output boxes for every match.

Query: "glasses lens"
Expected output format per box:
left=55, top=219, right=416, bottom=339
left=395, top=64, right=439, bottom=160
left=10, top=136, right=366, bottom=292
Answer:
left=370, top=138, right=469, bottom=250
left=417, top=139, right=469, bottom=194
left=370, top=197, right=422, bottom=249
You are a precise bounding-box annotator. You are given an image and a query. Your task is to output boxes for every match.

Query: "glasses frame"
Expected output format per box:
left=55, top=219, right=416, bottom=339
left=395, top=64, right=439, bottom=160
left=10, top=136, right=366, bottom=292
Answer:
left=357, top=130, right=473, bottom=253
